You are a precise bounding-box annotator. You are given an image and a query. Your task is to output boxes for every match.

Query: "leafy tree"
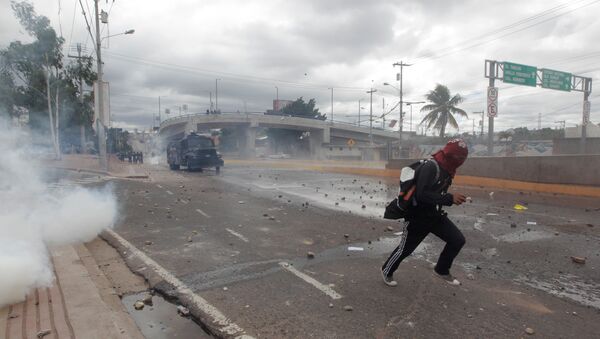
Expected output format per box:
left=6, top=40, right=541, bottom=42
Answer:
left=419, top=84, right=467, bottom=138
left=279, top=97, right=326, bottom=120
left=1, top=1, right=96, bottom=154
left=267, top=97, right=322, bottom=154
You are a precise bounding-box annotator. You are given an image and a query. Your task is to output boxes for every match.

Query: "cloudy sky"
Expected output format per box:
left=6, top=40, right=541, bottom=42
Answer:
left=1, top=0, right=599, bottom=134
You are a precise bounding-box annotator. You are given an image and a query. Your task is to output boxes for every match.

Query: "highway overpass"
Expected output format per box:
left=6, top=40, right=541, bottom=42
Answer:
left=159, top=113, right=402, bottom=158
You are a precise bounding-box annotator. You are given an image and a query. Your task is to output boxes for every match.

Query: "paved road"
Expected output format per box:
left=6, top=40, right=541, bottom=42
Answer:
left=110, top=163, right=600, bottom=338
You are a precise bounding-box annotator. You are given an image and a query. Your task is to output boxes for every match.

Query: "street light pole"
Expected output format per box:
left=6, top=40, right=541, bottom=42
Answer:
left=275, top=86, right=279, bottom=110
left=393, top=61, right=411, bottom=142
left=404, top=101, right=425, bottom=133
left=366, top=88, right=377, bottom=145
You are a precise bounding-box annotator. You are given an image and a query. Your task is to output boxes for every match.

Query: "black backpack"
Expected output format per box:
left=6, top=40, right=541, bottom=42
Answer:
left=383, top=159, right=439, bottom=220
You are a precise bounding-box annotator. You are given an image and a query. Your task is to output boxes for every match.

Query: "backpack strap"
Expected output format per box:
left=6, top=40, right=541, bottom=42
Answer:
left=428, top=159, right=440, bottom=183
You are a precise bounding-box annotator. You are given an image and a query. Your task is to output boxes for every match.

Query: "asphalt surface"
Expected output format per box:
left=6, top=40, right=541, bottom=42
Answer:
left=106, top=163, right=599, bottom=338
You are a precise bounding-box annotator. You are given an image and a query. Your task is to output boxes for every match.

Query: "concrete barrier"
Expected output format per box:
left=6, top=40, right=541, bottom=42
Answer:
left=387, top=155, right=600, bottom=186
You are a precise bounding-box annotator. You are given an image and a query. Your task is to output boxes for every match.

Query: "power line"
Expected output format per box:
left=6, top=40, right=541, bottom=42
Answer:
left=104, top=51, right=370, bottom=91
left=412, top=0, right=600, bottom=64
left=66, top=0, right=78, bottom=51
left=78, top=0, right=96, bottom=53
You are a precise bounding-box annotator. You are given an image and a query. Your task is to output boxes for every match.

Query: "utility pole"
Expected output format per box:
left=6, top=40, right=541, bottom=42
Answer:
left=94, top=0, right=107, bottom=170
left=358, top=100, right=361, bottom=127
left=393, top=61, right=411, bottom=141
left=329, top=87, right=334, bottom=124
left=581, top=79, right=592, bottom=153
left=275, top=86, right=279, bottom=110
left=215, top=78, right=220, bottom=112
left=473, top=111, right=484, bottom=137
left=538, top=113, right=542, bottom=130
left=158, top=96, right=161, bottom=124
left=382, top=97, right=385, bottom=129
left=366, top=88, right=377, bottom=145
left=68, top=43, right=91, bottom=153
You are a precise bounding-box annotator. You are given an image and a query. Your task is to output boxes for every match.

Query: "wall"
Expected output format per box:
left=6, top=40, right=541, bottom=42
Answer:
left=387, top=154, right=600, bottom=186
left=553, top=138, right=600, bottom=154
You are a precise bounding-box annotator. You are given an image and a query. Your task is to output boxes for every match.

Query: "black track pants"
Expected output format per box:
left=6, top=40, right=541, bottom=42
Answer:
left=382, top=214, right=465, bottom=277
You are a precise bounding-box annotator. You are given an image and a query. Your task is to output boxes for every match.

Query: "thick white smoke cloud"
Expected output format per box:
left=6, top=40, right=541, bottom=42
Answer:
left=0, top=123, right=118, bottom=307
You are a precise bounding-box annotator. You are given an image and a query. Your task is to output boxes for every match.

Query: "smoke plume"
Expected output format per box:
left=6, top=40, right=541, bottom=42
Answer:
left=0, top=123, right=117, bottom=307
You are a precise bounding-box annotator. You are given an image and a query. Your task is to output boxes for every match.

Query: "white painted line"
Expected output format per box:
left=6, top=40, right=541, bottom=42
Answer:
left=156, top=184, right=163, bottom=189
left=196, top=208, right=211, bottom=218
left=279, top=262, right=342, bottom=300
left=105, top=229, right=253, bottom=338
left=166, top=190, right=174, bottom=195
left=226, top=228, right=249, bottom=243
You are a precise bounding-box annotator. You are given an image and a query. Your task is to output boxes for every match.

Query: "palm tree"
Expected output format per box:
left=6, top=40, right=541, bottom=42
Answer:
left=419, top=84, right=467, bottom=138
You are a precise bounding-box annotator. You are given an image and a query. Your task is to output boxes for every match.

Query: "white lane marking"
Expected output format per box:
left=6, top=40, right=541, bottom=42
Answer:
left=166, top=190, right=174, bottom=195
left=195, top=208, right=211, bottom=218
left=226, top=228, right=249, bottom=243
left=279, top=262, right=342, bottom=300
left=156, top=184, right=163, bottom=189
left=105, top=229, right=253, bottom=338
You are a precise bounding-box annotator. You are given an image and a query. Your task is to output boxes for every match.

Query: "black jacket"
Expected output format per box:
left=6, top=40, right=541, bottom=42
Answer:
left=411, top=160, right=453, bottom=218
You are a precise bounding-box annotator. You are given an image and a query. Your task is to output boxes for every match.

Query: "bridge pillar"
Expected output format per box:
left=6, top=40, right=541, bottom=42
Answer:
left=309, top=129, right=326, bottom=159
left=239, top=126, right=257, bottom=158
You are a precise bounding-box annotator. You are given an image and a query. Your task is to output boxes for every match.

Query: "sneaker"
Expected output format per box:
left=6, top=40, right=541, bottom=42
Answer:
left=381, top=270, right=398, bottom=287
left=434, top=271, right=461, bottom=286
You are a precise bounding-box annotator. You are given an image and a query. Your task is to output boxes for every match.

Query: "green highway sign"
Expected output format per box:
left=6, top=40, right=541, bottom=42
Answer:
left=503, top=62, right=537, bottom=87
left=541, top=68, right=572, bottom=92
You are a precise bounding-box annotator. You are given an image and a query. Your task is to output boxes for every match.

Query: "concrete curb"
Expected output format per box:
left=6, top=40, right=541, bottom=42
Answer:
left=225, top=159, right=600, bottom=198
left=100, top=229, right=252, bottom=339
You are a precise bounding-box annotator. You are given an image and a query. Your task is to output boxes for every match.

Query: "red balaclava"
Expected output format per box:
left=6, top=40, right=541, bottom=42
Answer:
left=432, top=139, right=468, bottom=177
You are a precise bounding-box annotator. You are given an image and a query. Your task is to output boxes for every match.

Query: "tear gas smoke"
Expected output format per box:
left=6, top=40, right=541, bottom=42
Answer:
left=0, top=123, right=117, bottom=307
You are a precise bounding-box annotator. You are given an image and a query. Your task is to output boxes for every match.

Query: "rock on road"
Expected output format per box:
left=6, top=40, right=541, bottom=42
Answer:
left=108, top=163, right=600, bottom=338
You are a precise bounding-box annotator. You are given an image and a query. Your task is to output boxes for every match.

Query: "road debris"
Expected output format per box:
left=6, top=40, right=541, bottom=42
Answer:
left=177, top=305, right=190, bottom=316
left=134, top=301, right=145, bottom=310
left=238, top=201, right=245, bottom=204
left=514, top=204, right=528, bottom=210
left=525, top=327, right=535, bottom=335
left=386, top=226, right=394, bottom=232
left=467, top=273, right=475, bottom=280
left=36, top=330, right=52, bottom=338
left=571, top=256, right=586, bottom=264
left=510, top=223, right=517, bottom=228
left=343, top=305, right=353, bottom=311
left=144, top=240, right=153, bottom=245
left=527, top=221, right=537, bottom=225
left=307, top=251, right=315, bottom=259
left=348, top=247, right=364, bottom=251
left=142, top=293, right=153, bottom=305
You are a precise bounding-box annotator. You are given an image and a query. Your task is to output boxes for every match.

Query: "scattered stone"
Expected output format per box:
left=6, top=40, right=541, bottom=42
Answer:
left=467, top=273, right=475, bottom=280
left=525, top=327, right=535, bottom=335
left=341, top=197, right=346, bottom=201
left=187, top=236, right=193, bottom=242
left=343, top=305, right=353, bottom=311
left=142, top=294, right=153, bottom=306
left=361, top=204, right=366, bottom=209
left=177, top=305, right=190, bottom=316
left=278, top=195, right=282, bottom=198
left=268, top=216, right=276, bottom=220
left=307, top=251, right=315, bottom=259
left=587, top=223, right=594, bottom=227
left=510, top=223, right=517, bottom=228
left=467, top=314, right=473, bottom=318
left=134, top=301, right=145, bottom=310
left=344, top=234, right=349, bottom=238
left=335, top=202, right=339, bottom=206
left=223, top=287, right=228, bottom=291
left=386, top=226, right=394, bottom=232
left=145, top=240, right=153, bottom=245
left=238, top=201, right=245, bottom=204
left=192, top=230, right=198, bottom=234
left=329, top=303, right=334, bottom=308
left=36, top=330, right=52, bottom=338
left=571, top=256, right=586, bottom=264
left=476, top=265, right=482, bottom=270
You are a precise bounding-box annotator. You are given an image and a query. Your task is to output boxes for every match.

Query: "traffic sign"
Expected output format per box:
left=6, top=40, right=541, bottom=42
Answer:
left=487, top=87, right=498, bottom=118
left=541, top=69, right=571, bottom=92
left=347, top=138, right=356, bottom=147
left=503, top=62, right=537, bottom=87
